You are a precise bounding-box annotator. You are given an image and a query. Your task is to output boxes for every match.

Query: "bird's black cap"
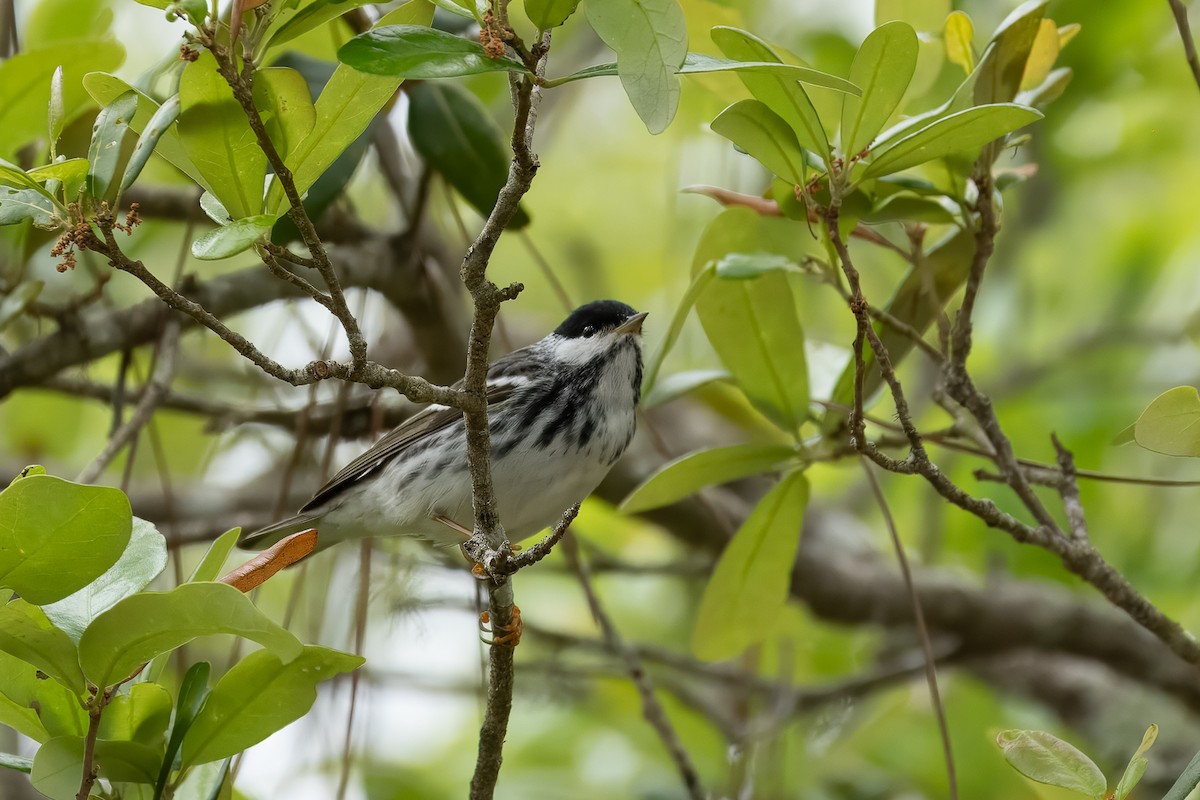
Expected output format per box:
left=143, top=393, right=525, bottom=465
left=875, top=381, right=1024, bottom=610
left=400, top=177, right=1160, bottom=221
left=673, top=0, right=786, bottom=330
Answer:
left=554, top=300, right=641, bottom=339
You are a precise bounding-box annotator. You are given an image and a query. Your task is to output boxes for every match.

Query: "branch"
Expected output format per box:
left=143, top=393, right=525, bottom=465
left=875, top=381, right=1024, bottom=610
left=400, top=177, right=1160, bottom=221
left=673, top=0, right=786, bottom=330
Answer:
left=1168, top=0, right=1200, bottom=94
left=560, top=536, right=705, bottom=800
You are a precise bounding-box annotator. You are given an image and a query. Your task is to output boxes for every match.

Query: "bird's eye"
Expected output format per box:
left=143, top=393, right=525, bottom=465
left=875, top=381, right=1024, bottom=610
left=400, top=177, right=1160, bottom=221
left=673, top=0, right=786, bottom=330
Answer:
left=582, top=325, right=597, bottom=337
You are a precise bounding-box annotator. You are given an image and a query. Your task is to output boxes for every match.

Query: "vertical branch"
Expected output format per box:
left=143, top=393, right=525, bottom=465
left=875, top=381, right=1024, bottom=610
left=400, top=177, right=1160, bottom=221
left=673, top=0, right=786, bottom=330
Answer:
left=1168, top=0, right=1200, bottom=94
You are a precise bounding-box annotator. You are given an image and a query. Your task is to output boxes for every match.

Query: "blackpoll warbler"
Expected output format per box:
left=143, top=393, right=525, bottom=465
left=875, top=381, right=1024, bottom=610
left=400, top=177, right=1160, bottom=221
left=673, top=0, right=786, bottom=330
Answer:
left=240, top=300, right=647, bottom=552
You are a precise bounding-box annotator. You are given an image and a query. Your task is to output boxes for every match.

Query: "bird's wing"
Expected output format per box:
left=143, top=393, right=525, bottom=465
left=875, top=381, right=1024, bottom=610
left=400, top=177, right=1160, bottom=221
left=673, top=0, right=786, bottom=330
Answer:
left=300, top=348, right=538, bottom=512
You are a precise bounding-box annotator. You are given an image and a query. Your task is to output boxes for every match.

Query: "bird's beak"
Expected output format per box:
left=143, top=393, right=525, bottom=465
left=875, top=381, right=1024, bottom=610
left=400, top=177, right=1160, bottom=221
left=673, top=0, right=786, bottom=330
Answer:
left=614, top=311, right=648, bottom=335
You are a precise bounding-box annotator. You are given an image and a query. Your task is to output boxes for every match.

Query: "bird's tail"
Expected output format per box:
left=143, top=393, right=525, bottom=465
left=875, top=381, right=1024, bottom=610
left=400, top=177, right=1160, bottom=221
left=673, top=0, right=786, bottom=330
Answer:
left=238, top=513, right=322, bottom=551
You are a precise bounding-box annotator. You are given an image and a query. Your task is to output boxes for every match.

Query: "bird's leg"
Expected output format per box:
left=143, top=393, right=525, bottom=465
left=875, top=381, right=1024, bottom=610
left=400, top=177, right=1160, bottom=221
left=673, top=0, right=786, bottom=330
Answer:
left=480, top=606, right=523, bottom=647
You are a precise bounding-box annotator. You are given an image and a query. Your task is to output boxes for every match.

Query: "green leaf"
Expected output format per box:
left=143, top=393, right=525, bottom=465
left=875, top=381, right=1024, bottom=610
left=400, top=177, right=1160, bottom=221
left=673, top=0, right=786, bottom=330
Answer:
left=710, top=27, right=829, bottom=159
left=840, top=21, right=918, bottom=158
left=0, top=752, right=32, bottom=772
left=641, top=264, right=716, bottom=396
left=179, top=51, right=266, bottom=219
left=715, top=252, right=801, bottom=279
left=1130, top=386, right=1200, bottom=457
left=712, top=99, right=807, bottom=186
left=0, top=599, right=85, bottom=693
left=944, top=11, right=976, bottom=74
left=525, top=0, right=579, bottom=29
left=1019, top=66, right=1073, bottom=111
left=0, top=186, right=56, bottom=228
left=77, top=582, right=303, bottom=689
left=120, top=94, right=181, bottom=195
left=26, top=0, right=114, bottom=44
left=692, top=472, right=808, bottom=661
left=1162, top=746, right=1200, bottom=800
left=267, top=0, right=373, bottom=50
left=621, top=444, right=798, bottom=513
left=0, top=42, right=126, bottom=160
left=41, top=517, right=167, bottom=643
left=32, top=736, right=160, bottom=799
left=188, top=528, right=241, bottom=582
left=643, top=369, right=730, bottom=409
left=996, top=730, right=1107, bottom=799
left=48, top=65, right=65, bottom=155
left=252, top=68, right=316, bottom=161
left=274, top=0, right=434, bottom=213
left=1115, top=724, right=1157, bottom=800
left=0, top=474, right=132, bottom=605
left=552, top=53, right=860, bottom=96
left=0, top=650, right=86, bottom=742
left=864, top=194, right=955, bottom=224
left=181, top=646, right=363, bottom=767
left=974, top=0, right=1047, bottom=106
left=191, top=215, right=277, bottom=260
left=99, top=682, right=172, bottom=747
left=86, top=90, right=137, bottom=203
left=862, top=103, right=1042, bottom=179
left=407, top=81, right=530, bottom=228
left=585, top=0, right=688, bottom=134
left=28, top=158, right=89, bottom=186
left=1019, top=18, right=1059, bottom=91
left=0, top=281, right=44, bottom=331
left=155, top=661, right=210, bottom=798
left=875, top=0, right=950, bottom=31
left=84, top=73, right=206, bottom=188
left=336, top=24, right=528, bottom=78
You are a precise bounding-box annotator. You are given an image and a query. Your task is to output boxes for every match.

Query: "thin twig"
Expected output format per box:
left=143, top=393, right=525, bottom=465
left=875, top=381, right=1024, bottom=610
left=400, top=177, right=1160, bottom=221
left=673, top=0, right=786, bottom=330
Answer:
left=1168, top=0, right=1200, bottom=94
left=560, top=535, right=706, bottom=800
left=76, top=687, right=116, bottom=800
left=1051, top=434, right=1089, bottom=541
left=499, top=503, right=580, bottom=574
left=861, top=459, right=957, bottom=800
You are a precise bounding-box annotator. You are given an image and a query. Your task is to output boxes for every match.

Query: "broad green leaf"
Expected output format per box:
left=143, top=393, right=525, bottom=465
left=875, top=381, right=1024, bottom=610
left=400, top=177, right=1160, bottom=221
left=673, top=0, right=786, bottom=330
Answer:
left=865, top=194, right=956, bottom=224
left=996, top=730, right=1106, bottom=799
left=120, top=94, right=181, bottom=194
left=0, top=599, right=85, bottom=693
left=0, top=752, right=32, bottom=772
left=86, top=89, right=137, bottom=203
left=182, top=646, right=363, bottom=767
left=0, top=474, right=132, bottom=605
left=0, top=186, right=56, bottom=228
left=252, top=68, right=316, bottom=161
left=641, top=264, right=716, bottom=395
left=28, top=158, right=89, bottom=186
left=173, top=759, right=230, bottom=800
left=823, top=227, right=975, bottom=433
left=862, top=103, right=1042, bottom=179
left=407, top=81, right=530, bottom=228
left=188, top=528, right=241, bottom=582
left=712, top=99, right=806, bottom=186
left=48, top=65, right=65, bottom=155
left=275, top=0, right=434, bottom=213
left=98, top=682, right=172, bottom=747
left=526, top=0, right=579, bottom=29
left=32, top=736, right=160, bottom=799
left=267, top=0, right=373, bottom=49
left=0, top=650, right=86, bottom=742
left=83, top=73, right=206, bottom=187
left=710, top=26, right=829, bottom=159
left=0, top=281, right=44, bottom=331
left=1020, top=18, right=1060, bottom=91
left=41, top=517, right=167, bottom=643
left=840, top=21, right=917, bottom=158
left=1115, top=724, right=1158, bottom=800
left=944, top=11, right=976, bottom=74
left=0, top=42, right=126, bottom=160
left=179, top=51, right=266, bottom=219
left=974, top=0, right=1047, bottom=106
left=552, top=53, right=860, bottom=96
left=875, top=0, right=950, bottom=31
left=1130, top=386, right=1200, bottom=457
left=0, top=158, right=58, bottom=198
left=336, top=24, right=528, bottom=78
left=585, top=0, right=688, bottom=134
left=155, top=661, right=211, bottom=798
left=25, top=0, right=113, bottom=45
left=77, top=582, right=302, bottom=689
left=643, top=369, right=730, bottom=409
left=621, top=444, right=798, bottom=513
left=692, top=472, right=808, bottom=661
left=715, top=252, right=801, bottom=279
left=191, top=215, right=277, bottom=260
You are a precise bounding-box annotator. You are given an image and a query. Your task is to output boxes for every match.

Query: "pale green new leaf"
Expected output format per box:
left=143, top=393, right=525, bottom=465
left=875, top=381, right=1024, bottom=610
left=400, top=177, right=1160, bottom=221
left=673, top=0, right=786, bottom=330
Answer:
left=944, top=11, right=976, bottom=74
left=252, top=67, right=316, bottom=161
left=974, top=0, right=1047, bottom=106
left=841, top=21, right=917, bottom=158
left=1115, top=724, right=1158, bottom=800
left=188, top=528, right=241, bottom=582
left=712, top=99, right=807, bottom=185
left=996, top=730, right=1106, bottom=799
left=48, top=65, right=64, bottom=155
left=692, top=472, right=809, bottom=661
left=1130, top=386, right=1200, bottom=457
left=621, top=444, right=798, bottom=513
left=526, top=0, right=579, bottom=29
left=191, top=215, right=277, bottom=260
left=78, top=582, right=302, bottom=689
left=585, top=0, right=687, bottom=134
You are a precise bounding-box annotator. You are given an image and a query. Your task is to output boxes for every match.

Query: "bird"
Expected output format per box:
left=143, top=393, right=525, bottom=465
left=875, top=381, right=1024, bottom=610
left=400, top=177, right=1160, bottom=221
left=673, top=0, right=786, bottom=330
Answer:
left=239, top=300, right=647, bottom=554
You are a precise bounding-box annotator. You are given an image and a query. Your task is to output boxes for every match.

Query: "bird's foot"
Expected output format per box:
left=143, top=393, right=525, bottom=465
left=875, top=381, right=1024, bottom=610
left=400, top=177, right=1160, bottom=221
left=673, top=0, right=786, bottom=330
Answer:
left=480, top=605, right=523, bottom=647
